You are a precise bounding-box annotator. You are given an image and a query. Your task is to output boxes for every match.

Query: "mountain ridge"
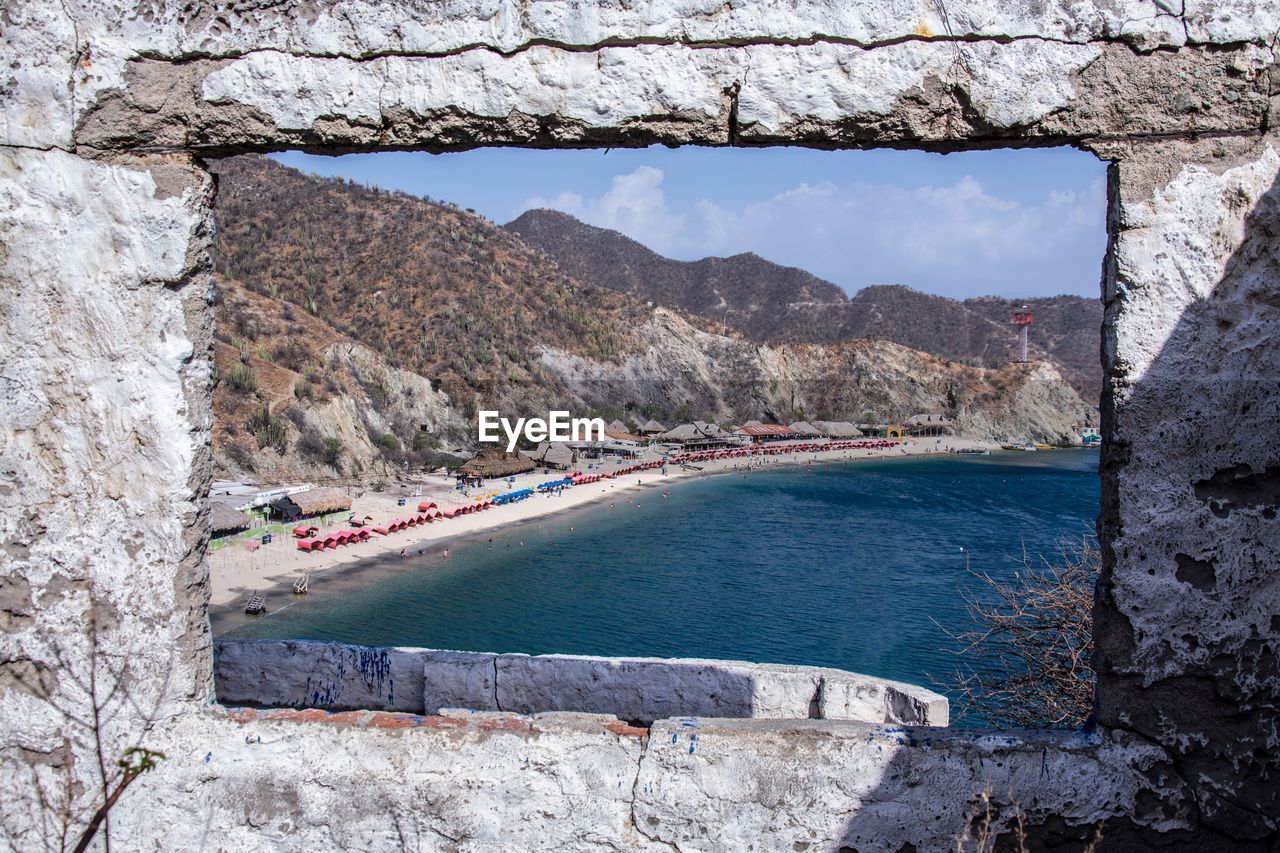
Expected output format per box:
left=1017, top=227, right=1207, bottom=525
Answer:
left=505, top=208, right=1102, bottom=399
left=207, top=156, right=1095, bottom=481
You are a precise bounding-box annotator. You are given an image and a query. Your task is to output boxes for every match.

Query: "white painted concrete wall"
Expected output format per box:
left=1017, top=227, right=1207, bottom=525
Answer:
left=213, top=639, right=949, bottom=725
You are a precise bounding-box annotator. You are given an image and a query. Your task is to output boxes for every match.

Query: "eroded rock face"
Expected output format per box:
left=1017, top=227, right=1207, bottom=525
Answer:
left=1092, top=136, right=1280, bottom=840
left=2, top=1, right=1279, bottom=849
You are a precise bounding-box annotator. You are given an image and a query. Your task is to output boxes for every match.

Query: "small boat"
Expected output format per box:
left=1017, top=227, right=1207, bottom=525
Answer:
left=957, top=448, right=990, bottom=455
left=292, top=572, right=310, bottom=595
left=1001, top=444, right=1038, bottom=452
left=1035, top=443, right=1056, bottom=451
left=244, top=594, right=266, bottom=615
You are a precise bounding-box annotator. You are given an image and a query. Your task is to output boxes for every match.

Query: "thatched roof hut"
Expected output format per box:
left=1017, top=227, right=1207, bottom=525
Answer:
left=271, top=488, right=352, bottom=519
left=906, top=413, right=952, bottom=436
left=521, top=441, right=575, bottom=469
left=460, top=447, right=536, bottom=479
left=604, top=425, right=644, bottom=444
left=789, top=421, right=822, bottom=437
left=210, top=503, right=251, bottom=535
left=660, top=421, right=725, bottom=442
left=638, top=419, right=666, bottom=434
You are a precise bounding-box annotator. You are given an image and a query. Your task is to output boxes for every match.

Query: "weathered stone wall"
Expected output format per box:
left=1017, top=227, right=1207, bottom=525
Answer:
left=212, top=639, right=950, bottom=725
left=2, top=1, right=1277, bottom=849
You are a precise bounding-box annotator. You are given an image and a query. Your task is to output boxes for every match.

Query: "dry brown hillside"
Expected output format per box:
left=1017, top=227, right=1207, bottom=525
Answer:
left=507, top=209, right=1102, bottom=400
left=209, top=156, right=1095, bottom=481
left=211, top=155, right=660, bottom=420
left=213, top=277, right=466, bottom=482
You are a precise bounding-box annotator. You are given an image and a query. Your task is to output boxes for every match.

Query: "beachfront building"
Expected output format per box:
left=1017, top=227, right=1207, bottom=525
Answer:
left=210, top=503, right=251, bottom=539
left=459, top=447, right=537, bottom=483
left=906, top=413, right=952, bottom=437
left=522, top=441, right=576, bottom=469
left=636, top=419, right=666, bottom=437
left=268, top=487, right=352, bottom=522
left=733, top=423, right=800, bottom=444
left=659, top=421, right=734, bottom=452
left=572, top=440, right=643, bottom=458
left=605, top=422, right=647, bottom=445
left=813, top=421, right=863, bottom=438
left=885, top=424, right=909, bottom=439
left=788, top=421, right=823, bottom=439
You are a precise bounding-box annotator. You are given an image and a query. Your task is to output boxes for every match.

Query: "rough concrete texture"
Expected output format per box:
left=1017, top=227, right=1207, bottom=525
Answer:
left=0, top=147, right=216, bottom=845
left=214, top=639, right=428, bottom=713
left=5, top=0, right=1276, bottom=153
left=1090, top=133, right=1280, bottom=842
left=213, top=639, right=949, bottom=725
left=96, top=708, right=1182, bottom=852
left=3, top=0, right=1280, bottom=849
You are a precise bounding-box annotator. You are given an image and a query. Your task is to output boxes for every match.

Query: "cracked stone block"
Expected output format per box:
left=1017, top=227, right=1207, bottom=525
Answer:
left=422, top=650, right=498, bottom=713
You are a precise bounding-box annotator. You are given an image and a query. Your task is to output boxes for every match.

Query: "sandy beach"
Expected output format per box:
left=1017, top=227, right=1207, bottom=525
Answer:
left=208, top=436, right=995, bottom=617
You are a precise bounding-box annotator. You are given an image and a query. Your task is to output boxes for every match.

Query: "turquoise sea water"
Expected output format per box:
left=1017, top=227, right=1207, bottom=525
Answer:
left=225, top=450, right=1099, bottom=699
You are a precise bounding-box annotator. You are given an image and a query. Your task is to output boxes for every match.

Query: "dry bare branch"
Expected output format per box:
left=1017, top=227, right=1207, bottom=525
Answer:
left=936, top=534, right=1098, bottom=728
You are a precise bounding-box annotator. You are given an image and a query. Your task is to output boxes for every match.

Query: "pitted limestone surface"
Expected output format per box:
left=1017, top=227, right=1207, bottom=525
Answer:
left=2, top=1, right=1279, bottom=849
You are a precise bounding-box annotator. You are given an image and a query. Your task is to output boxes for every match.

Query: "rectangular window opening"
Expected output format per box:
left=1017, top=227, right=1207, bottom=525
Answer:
left=205, top=145, right=1106, bottom=730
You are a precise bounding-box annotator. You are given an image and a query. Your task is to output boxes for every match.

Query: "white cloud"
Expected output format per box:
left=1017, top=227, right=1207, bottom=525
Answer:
left=519, top=167, right=1106, bottom=297
left=520, top=166, right=688, bottom=255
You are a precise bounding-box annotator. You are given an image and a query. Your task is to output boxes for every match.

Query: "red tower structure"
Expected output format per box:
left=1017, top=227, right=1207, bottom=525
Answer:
left=1011, top=310, right=1034, bottom=363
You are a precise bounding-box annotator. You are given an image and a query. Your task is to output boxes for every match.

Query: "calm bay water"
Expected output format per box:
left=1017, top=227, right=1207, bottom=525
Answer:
left=226, top=450, right=1098, bottom=697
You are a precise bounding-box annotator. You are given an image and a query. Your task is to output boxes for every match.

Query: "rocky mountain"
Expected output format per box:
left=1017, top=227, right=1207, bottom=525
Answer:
left=543, top=307, right=1091, bottom=443
left=212, top=276, right=468, bottom=482
left=210, top=156, right=1094, bottom=482
left=506, top=209, right=1102, bottom=399
left=212, top=155, right=660, bottom=422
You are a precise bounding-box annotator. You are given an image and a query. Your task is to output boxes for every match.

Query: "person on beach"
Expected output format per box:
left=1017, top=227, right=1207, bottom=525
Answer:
left=399, top=548, right=407, bottom=558
left=442, top=549, right=449, bottom=559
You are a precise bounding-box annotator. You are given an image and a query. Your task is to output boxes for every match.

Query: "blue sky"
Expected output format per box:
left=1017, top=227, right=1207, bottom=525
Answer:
left=272, top=146, right=1106, bottom=300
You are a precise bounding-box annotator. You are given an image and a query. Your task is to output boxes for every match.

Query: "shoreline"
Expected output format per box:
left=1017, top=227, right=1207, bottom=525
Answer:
left=209, top=437, right=997, bottom=634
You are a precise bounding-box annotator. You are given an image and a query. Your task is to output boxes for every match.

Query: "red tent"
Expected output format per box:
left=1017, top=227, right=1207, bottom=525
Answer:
left=373, top=526, right=389, bottom=535
left=443, top=511, right=456, bottom=519
left=417, top=502, right=438, bottom=512
left=293, top=524, right=319, bottom=538
left=296, top=538, right=319, bottom=551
